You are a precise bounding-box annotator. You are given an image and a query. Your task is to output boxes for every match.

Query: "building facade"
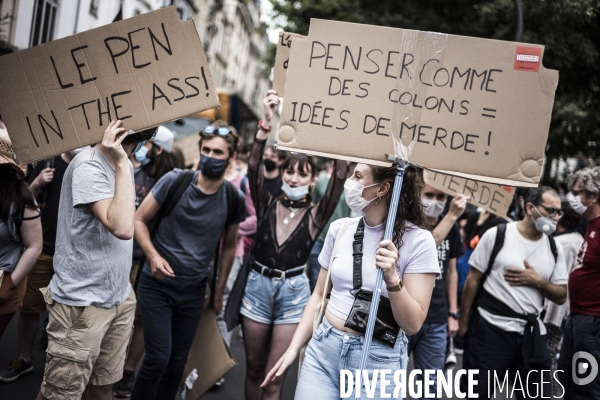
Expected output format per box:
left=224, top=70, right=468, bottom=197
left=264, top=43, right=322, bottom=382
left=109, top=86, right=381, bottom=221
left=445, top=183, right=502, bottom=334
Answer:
left=0, top=0, right=272, bottom=142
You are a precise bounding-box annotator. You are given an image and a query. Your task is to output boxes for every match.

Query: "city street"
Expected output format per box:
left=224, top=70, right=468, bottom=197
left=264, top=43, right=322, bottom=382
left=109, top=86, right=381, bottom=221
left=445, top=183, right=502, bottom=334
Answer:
left=0, top=312, right=513, bottom=400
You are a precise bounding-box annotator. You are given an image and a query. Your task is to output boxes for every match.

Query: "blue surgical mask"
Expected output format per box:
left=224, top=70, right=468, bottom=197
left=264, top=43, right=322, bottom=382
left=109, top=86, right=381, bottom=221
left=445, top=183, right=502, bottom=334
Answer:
left=133, top=141, right=145, bottom=154
left=199, top=154, right=228, bottom=179
left=282, top=182, right=310, bottom=201
left=135, top=146, right=151, bottom=166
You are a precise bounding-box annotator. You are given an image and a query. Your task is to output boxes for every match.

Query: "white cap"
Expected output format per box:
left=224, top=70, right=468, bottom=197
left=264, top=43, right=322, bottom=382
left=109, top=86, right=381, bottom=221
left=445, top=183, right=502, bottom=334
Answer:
left=151, top=126, right=174, bottom=153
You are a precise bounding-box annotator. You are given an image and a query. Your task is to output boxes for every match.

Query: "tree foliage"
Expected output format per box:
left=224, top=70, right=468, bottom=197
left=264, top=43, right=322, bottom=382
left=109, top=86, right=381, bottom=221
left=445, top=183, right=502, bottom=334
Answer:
left=270, top=0, right=600, bottom=182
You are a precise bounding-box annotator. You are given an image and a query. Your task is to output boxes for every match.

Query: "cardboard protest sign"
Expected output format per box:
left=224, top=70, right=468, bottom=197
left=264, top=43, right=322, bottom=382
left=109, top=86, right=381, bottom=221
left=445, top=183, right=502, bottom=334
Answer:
left=273, top=32, right=306, bottom=96
left=277, top=19, right=559, bottom=187
left=0, top=6, right=219, bottom=163
left=424, top=169, right=515, bottom=217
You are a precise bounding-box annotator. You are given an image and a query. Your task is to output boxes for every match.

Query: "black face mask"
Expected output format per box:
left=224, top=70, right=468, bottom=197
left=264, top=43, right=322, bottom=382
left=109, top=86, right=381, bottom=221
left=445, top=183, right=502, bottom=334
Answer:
left=199, top=154, right=228, bottom=179
left=263, top=158, right=277, bottom=172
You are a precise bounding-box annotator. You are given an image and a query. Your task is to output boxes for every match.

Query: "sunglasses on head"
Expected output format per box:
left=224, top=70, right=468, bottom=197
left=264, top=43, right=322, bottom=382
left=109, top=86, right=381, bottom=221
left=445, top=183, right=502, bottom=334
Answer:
left=204, top=126, right=231, bottom=136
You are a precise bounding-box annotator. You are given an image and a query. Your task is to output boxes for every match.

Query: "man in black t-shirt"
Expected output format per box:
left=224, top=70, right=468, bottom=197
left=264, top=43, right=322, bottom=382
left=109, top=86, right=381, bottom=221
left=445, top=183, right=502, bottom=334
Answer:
left=407, top=184, right=464, bottom=399
left=0, top=150, right=78, bottom=383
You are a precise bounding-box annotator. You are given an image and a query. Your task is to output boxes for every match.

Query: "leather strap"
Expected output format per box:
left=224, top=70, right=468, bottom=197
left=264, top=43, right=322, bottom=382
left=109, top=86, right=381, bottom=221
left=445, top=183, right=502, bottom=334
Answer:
left=252, top=263, right=304, bottom=279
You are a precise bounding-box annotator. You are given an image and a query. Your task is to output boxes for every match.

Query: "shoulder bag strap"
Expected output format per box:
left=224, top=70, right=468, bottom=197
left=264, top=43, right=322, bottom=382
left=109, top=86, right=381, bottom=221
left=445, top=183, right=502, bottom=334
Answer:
left=351, top=218, right=365, bottom=293
left=547, top=235, right=558, bottom=263
left=474, top=223, right=506, bottom=304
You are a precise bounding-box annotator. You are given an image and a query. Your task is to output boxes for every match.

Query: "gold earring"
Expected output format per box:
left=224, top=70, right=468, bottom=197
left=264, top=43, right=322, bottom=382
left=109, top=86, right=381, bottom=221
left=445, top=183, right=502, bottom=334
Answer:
left=376, top=196, right=381, bottom=205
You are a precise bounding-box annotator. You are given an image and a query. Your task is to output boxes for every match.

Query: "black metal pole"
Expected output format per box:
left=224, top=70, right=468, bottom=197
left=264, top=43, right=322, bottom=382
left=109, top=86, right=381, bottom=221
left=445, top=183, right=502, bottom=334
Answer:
left=514, top=0, right=523, bottom=42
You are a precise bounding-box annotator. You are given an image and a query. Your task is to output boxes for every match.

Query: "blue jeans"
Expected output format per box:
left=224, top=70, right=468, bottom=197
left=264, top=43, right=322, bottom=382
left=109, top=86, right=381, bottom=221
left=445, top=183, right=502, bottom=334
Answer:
left=308, top=240, right=324, bottom=291
left=240, top=268, right=310, bottom=325
left=557, top=313, right=600, bottom=400
left=296, top=315, right=409, bottom=400
left=131, top=273, right=206, bottom=400
left=407, top=322, right=448, bottom=399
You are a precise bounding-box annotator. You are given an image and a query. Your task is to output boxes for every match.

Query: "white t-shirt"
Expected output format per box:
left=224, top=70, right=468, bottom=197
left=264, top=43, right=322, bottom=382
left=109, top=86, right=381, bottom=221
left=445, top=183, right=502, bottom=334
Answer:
left=469, top=222, right=568, bottom=335
left=318, top=217, right=440, bottom=321
left=544, top=232, right=584, bottom=327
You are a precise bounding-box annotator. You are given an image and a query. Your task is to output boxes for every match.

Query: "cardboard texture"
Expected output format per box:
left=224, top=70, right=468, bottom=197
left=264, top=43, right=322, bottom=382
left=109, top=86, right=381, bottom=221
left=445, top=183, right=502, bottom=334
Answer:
left=273, top=32, right=306, bottom=96
left=277, top=19, right=559, bottom=187
left=424, top=169, right=515, bottom=217
left=0, top=6, right=219, bottom=164
left=181, top=307, right=237, bottom=399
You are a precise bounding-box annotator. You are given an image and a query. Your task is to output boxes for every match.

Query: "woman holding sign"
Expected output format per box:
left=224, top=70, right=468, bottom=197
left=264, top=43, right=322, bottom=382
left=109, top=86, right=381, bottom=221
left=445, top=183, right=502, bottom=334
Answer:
left=261, top=162, right=440, bottom=399
left=227, top=91, right=346, bottom=400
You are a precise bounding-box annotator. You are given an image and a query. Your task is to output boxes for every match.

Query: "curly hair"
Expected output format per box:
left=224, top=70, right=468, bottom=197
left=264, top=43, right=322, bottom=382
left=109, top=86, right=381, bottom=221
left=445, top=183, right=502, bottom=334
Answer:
left=368, top=164, right=427, bottom=248
left=198, top=120, right=239, bottom=157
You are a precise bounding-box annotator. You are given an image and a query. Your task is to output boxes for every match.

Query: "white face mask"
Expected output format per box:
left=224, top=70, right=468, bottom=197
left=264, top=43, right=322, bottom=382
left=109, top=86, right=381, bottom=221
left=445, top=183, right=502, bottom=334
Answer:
left=422, top=198, right=446, bottom=218
left=282, top=182, right=309, bottom=201
left=344, top=179, right=379, bottom=213
left=567, top=192, right=588, bottom=215
left=533, top=206, right=557, bottom=235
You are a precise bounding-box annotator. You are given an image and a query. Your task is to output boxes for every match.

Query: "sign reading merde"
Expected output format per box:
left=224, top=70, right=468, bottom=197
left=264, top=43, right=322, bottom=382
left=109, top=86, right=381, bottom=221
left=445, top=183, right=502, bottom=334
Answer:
left=0, top=6, right=219, bottom=163
left=424, top=170, right=515, bottom=217
left=277, top=19, right=559, bottom=187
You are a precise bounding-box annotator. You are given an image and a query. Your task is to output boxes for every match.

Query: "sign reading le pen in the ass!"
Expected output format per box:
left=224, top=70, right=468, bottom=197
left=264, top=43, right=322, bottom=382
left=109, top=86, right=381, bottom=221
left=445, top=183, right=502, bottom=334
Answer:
left=0, top=6, right=219, bottom=164
left=276, top=19, right=559, bottom=187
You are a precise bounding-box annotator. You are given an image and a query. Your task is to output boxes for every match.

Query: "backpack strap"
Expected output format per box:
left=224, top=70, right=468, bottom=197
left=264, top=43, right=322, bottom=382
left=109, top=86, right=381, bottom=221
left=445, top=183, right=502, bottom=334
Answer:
left=223, top=179, right=242, bottom=226
left=240, top=175, right=248, bottom=196
left=474, top=223, right=506, bottom=304
left=547, top=235, right=558, bottom=263
left=152, top=170, right=195, bottom=239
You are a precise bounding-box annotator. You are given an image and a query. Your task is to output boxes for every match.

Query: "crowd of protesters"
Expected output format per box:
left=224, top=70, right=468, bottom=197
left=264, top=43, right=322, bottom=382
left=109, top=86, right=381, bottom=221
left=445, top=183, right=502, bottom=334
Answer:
left=0, top=90, right=599, bottom=400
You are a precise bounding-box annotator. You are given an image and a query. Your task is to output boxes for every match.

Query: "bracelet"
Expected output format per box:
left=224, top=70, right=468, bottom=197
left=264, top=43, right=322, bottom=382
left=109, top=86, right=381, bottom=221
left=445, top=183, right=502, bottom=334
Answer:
left=258, top=119, right=272, bottom=132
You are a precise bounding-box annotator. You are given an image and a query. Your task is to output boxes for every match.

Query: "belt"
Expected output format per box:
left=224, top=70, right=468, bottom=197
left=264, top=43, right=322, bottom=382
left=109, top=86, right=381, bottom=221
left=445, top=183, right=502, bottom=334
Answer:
left=252, top=262, right=305, bottom=280
left=478, top=289, right=544, bottom=369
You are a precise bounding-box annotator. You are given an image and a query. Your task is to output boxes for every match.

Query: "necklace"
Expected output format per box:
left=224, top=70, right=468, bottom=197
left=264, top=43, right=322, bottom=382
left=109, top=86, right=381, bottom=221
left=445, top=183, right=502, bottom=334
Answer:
left=283, top=207, right=299, bottom=225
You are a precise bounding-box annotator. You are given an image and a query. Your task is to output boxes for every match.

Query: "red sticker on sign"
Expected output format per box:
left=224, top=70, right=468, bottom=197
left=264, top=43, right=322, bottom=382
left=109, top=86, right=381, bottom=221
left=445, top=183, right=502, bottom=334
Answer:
left=514, top=46, right=542, bottom=72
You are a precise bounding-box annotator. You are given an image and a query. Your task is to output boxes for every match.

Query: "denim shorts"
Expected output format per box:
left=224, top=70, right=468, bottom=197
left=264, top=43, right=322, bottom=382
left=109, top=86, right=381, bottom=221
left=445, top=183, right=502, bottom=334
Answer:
left=296, top=315, right=409, bottom=400
left=240, top=268, right=310, bottom=325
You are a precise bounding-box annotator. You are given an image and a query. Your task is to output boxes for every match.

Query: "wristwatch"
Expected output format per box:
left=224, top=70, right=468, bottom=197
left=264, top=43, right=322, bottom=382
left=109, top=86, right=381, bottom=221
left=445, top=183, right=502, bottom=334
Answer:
left=448, top=312, right=460, bottom=320
left=386, top=278, right=404, bottom=292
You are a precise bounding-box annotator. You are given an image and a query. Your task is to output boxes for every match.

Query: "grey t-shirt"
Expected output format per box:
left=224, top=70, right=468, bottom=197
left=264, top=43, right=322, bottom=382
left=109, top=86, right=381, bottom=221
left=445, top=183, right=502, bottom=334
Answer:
left=143, top=169, right=246, bottom=287
left=50, top=147, right=134, bottom=308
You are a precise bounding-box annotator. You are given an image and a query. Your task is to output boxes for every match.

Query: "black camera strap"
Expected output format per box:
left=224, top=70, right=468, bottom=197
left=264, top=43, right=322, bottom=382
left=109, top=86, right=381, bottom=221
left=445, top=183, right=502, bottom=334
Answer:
left=351, top=218, right=366, bottom=294
left=345, top=218, right=400, bottom=348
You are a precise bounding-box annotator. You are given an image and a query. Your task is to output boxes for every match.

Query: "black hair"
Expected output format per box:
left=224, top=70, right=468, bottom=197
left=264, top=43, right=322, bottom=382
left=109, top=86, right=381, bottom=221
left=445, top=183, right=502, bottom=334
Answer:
left=0, top=165, right=37, bottom=224
left=369, top=164, right=427, bottom=248
left=524, top=186, right=558, bottom=208
left=143, top=143, right=177, bottom=181
left=558, top=201, right=581, bottom=231
left=267, top=144, right=287, bottom=161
